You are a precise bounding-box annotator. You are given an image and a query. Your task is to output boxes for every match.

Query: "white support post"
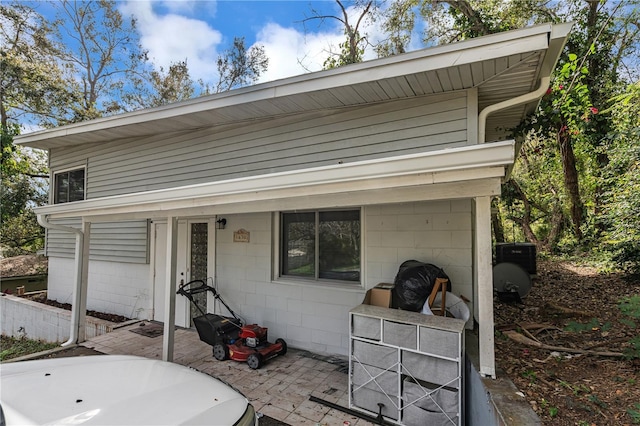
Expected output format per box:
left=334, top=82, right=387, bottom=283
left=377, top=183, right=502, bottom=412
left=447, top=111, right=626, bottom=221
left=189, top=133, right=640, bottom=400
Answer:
left=474, top=196, right=496, bottom=378
left=162, top=216, right=178, bottom=362
left=76, top=220, right=91, bottom=343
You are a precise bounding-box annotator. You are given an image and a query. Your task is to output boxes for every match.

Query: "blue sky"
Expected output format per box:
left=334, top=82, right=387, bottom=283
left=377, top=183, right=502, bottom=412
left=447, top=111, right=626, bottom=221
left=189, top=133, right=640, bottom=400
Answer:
left=114, top=0, right=393, bottom=85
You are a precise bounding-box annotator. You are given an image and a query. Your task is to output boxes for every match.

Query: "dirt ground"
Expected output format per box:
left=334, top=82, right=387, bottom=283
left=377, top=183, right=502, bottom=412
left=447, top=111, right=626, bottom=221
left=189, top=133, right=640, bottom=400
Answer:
left=7, top=255, right=639, bottom=425
left=494, top=259, right=640, bottom=426
left=0, top=254, right=47, bottom=277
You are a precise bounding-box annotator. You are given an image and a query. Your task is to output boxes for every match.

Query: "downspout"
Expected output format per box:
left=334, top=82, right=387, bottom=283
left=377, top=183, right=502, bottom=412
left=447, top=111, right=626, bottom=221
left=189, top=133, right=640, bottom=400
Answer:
left=37, top=214, right=84, bottom=347
left=478, top=76, right=550, bottom=144
left=474, top=76, right=550, bottom=378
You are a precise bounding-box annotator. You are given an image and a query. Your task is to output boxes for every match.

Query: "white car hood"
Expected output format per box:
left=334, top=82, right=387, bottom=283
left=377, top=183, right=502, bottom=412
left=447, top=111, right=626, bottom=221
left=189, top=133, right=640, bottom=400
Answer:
left=0, top=355, right=250, bottom=425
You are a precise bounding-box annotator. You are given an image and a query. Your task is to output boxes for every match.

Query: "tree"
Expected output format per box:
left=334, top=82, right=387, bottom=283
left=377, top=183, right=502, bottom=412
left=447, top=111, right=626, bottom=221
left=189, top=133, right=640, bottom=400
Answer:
left=376, top=0, right=558, bottom=52
left=322, top=0, right=640, bottom=266
left=0, top=2, right=71, bottom=255
left=124, top=60, right=195, bottom=109
left=55, top=0, right=149, bottom=121
left=600, top=82, right=640, bottom=272
left=301, top=0, right=375, bottom=69
left=205, top=37, right=269, bottom=94
left=0, top=2, right=76, bottom=130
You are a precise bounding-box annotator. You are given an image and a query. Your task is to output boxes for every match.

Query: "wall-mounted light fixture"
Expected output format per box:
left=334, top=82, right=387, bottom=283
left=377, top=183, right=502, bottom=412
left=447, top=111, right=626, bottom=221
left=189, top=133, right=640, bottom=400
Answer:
left=216, top=218, right=227, bottom=230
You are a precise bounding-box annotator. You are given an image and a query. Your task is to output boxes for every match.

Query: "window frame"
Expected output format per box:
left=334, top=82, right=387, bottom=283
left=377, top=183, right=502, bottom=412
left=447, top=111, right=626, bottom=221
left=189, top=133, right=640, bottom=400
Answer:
left=277, top=208, right=363, bottom=286
left=53, top=167, right=86, bottom=204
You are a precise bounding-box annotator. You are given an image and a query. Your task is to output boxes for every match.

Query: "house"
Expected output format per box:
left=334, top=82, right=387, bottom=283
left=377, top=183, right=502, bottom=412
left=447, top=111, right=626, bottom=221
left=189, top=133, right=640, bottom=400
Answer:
left=15, top=23, right=571, bottom=378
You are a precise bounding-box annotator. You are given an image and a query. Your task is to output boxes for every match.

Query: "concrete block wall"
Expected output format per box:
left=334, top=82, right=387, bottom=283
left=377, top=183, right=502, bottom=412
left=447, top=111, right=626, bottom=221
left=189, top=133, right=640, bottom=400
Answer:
left=1, top=294, right=116, bottom=343
left=214, top=212, right=364, bottom=356
left=215, top=200, right=473, bottom=357
left=47, top=257, right=152, bottom=320
left=365, top=199, right=473, bottom=311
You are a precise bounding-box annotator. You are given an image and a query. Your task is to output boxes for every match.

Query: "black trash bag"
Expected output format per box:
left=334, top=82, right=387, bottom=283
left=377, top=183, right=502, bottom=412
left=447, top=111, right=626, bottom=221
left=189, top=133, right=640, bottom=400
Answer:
left=391, top=260, right=451, bottom=311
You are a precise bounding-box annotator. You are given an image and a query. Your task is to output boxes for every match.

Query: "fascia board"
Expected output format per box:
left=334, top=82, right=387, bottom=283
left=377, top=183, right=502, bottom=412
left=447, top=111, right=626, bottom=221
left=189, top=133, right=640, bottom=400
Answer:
left=539, top=22, right=574, bottom=77
left=35, top=141, right=515, bottom=218
left=85, top=177, right=504, bottom=222
left=15, top=25, right=553, bottom=148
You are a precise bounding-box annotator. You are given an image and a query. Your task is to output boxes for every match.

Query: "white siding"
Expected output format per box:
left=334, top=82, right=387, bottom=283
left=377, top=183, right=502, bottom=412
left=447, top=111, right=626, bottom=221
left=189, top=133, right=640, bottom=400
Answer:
left=46, top=219, right=149, bottom=264
left=49, top=91, right=468, bottom=199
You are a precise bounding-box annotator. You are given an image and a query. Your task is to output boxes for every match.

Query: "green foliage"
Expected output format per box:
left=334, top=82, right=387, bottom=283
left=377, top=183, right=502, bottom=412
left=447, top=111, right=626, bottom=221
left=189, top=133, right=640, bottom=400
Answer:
left=324, top=31, right=366, bottom=69
left=0, top=127, right=48, bottom=256
left=0, top=2, right=77, bottom=129
left=564, top=318, right=601, bottom=333
left=0, top=335, right=58, bottom=361
left=124, top=60, right=195, bottom=109
left=564, top=298, right=640, bottom=360
left=599, top=82, right=640, bottom=272
left=210, top=37, right=269, bottom=93
left=55, top=0, right=149, bottom=121
left=628, top=403, right=640, bottom=424
left=522, top=369, right=537, bottom=383
left=619, top=295, right=640, bottom=322
left=619, top=296, right=640, bottom=359
left=321, top=1, right=374, bottom=69
left=413, top=0, right=560, bottom=45
left=588, top=394, right=608, bottom=409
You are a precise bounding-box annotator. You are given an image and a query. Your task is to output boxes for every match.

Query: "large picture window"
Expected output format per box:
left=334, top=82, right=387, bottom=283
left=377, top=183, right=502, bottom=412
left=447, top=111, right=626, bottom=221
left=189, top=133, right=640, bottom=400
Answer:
left=281, top=210, right=360, bottom=283
left=54, top=168, right=85, bottom=203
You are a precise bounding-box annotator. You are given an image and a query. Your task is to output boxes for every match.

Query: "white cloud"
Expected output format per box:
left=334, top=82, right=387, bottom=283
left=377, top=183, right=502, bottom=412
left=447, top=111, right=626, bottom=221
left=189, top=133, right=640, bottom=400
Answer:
left=120, top=1, right=222, bottom=83
left=120, top=1, right=393, bottom=88
left=254, top=4, right=385, bottom=83
left=254, top=23, right=342, bottom=82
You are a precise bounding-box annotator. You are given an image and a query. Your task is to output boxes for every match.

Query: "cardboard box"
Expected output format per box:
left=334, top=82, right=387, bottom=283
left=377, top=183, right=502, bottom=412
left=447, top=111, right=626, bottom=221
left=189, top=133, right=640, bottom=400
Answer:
left=363, top=283, right=393, bottom=308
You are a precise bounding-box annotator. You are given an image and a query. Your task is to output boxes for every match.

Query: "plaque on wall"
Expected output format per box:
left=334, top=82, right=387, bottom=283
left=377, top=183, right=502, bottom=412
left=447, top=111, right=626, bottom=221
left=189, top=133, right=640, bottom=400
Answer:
left=233, top=228, right=250, bottom=243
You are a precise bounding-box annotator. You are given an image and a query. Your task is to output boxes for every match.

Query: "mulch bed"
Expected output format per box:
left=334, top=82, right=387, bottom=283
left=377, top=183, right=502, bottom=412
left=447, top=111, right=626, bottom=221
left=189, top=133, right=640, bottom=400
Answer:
left=26, top=292, right=130, bottom=323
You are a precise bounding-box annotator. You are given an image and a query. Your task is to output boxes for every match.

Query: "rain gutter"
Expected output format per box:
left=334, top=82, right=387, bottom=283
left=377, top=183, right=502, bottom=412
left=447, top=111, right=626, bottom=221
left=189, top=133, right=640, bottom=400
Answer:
left=36, top=214, right=86, bottom=347
left=478, top=76, right=551, bottom=145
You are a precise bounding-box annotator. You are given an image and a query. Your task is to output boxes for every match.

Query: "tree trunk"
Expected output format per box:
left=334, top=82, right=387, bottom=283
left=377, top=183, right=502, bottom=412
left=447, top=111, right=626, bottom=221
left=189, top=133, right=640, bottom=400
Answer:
left=585, top=0, right=610, bottom=235
left=491, top=198, right=505, bottom=243
left=447, top=1, right=493, bottom=36
left=558, top=130, right=584, bottom=241
left=505, top=180, right=542, bottom=250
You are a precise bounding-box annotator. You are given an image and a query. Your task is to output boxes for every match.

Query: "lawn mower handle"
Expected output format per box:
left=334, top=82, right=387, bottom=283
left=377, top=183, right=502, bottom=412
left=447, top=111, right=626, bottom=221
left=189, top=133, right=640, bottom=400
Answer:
left=176, top=279, right=242, bottom=323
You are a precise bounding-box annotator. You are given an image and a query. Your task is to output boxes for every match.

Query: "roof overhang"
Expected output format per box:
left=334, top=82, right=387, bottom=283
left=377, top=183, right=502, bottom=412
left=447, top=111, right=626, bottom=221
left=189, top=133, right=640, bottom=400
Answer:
left=16, top=23, right=572, bottom=150
left=35, top=141, right=515, bottom=221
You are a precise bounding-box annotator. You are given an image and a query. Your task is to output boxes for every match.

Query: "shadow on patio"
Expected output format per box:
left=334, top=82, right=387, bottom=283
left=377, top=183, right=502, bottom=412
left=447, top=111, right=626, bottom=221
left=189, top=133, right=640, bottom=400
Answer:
left=80, top=321, right=376, bottom=426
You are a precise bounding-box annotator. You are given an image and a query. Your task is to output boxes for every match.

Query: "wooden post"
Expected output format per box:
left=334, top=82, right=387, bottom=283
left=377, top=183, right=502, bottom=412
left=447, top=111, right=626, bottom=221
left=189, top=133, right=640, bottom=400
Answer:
left=474, top=196, right=496, bottom=378
left=162, top=216, right=178, bottom=362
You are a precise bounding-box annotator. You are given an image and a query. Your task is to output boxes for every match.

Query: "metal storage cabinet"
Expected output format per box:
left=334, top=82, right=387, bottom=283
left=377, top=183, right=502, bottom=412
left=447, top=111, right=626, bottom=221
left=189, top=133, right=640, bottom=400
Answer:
left=349, top=304, right=465, bottom=425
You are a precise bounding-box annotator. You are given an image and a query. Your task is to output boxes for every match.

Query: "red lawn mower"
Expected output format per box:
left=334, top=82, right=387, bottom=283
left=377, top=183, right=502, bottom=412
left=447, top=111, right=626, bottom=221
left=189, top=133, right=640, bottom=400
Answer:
left=177, top=279, right=287, bottom=369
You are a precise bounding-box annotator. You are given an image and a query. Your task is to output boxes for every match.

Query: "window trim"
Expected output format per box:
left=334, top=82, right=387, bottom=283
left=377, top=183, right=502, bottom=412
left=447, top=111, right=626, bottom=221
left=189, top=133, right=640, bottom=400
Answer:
left=53, top=166, right=86, bottom=204
left=276, top=208, right=363, bottom=286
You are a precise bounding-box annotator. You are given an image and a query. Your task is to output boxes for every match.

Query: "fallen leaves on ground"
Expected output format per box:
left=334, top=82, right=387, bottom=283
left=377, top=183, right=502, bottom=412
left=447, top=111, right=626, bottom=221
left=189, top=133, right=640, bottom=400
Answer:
left=495, top=259, right=640, bottom=426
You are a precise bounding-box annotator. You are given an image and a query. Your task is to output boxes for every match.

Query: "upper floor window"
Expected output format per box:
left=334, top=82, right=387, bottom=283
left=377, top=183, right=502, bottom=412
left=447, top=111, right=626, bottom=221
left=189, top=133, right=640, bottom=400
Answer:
left=54, top=168, right=85, bottom=203
left=280, top=209, right=361, bottom=283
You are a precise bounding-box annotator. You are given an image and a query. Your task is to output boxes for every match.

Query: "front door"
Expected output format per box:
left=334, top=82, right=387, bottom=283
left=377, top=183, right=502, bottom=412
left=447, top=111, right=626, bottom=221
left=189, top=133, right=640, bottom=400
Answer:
left=152, top=220, right=213, bottom=327
left=188, top=222, right=209, bottom=325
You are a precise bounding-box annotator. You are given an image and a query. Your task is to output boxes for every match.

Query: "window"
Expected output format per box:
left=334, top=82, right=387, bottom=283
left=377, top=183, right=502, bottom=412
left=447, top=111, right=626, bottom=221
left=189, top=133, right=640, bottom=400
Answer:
left=54, top=168, right=85, bottom=203
left=281, top=210, right=360, bottom=282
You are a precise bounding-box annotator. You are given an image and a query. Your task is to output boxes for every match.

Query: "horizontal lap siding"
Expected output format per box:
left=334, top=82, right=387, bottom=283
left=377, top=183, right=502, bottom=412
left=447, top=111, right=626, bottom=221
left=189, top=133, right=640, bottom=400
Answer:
left=50, top=91, right=468, bottom=199
left=46, top=219, right=149, bottom=264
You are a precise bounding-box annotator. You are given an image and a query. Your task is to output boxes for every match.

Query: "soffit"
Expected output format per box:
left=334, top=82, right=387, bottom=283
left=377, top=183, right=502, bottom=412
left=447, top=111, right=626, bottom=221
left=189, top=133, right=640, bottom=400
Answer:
left=16, top=23, right=571, bottom=150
